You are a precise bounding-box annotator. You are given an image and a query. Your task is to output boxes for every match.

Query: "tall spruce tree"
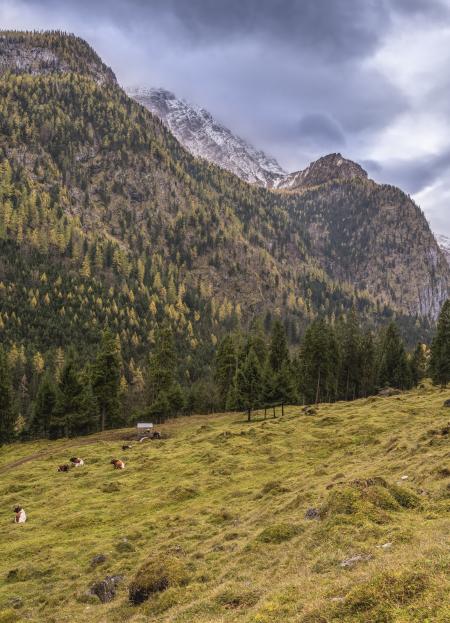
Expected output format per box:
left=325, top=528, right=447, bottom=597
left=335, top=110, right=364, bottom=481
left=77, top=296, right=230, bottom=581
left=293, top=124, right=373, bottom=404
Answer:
left=337, top=312, right=362, bottom=401
left=214, top=335, right=237, bottom=406
left=429, top=299, right=450, bottom=387
left=92, top=330, right=121, bottom=430
left=377, top=323, right=412, bottom=390
left=410, top=343, right=429, bottom=386
left=269, top=318, right=289, bottom=373
left=236, top=348, right=263, bottom=420
left=147, top=325, right=176, bottom=403
left=32, top=374, right=57, bottom=438
left=52, top=359, right=83, bottom=438
left=299, top=319, right=339, bottom=404
left=0, top=346, right=15, bottom=443
left=360, top=331, right=376, bottom=397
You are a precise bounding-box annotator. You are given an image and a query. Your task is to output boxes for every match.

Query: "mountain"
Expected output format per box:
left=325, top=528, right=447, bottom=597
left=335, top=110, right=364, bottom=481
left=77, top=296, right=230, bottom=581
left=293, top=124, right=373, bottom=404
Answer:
left=0, top=30, right=448, bottom=388
left=436, top=234, right=450, bottom=264
left=128, top=86, right=287, bottom=186
left=273, top=152, right=368, bottom=189
left=279, top=165, right=450, bottom=319
left=0, top=30, right=116, bottom=84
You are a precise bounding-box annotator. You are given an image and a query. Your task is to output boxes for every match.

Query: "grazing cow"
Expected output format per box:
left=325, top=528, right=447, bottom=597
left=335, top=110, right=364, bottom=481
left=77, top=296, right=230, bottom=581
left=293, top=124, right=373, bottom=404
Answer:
left=111, top=459, right=125, bottom=470
left=57, top=464, right=70, bottom=472
left=70, top=457, right=84, bottom=467
left=13, top=506, right=27, bottom=524
left=150, top=431, right=162, bottom=440
left=122, top=444, right=133, bottom=451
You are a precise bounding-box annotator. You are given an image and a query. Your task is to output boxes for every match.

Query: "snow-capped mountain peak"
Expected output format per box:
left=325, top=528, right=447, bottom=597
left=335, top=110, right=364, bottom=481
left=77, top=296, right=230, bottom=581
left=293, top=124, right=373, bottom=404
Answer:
left=436, top=233, right=450, bottom=264
left=127, top=86, right=287, bottom=186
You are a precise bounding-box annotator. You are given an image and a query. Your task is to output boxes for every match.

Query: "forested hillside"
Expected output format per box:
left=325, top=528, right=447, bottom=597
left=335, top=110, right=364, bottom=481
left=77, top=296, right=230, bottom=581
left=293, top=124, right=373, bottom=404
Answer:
left=0, top=31, right=448, bottom=433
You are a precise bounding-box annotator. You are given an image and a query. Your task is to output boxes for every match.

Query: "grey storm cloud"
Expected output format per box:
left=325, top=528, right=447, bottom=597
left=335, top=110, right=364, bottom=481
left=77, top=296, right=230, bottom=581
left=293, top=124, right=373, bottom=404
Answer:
left=369, top=150, right=450, bottom=195
left=1, top=0, right=450, bottom=234
left=295, top=113, right=346, bottom=147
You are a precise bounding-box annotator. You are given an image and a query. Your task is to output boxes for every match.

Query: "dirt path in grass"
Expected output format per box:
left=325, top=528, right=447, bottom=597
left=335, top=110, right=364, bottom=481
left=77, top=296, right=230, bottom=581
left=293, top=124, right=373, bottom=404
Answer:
left=0, top=430, right=133, bottom=475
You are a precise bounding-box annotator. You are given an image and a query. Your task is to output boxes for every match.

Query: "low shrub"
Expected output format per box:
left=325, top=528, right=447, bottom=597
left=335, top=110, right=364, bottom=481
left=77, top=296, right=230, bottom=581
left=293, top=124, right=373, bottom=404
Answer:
left=257, top=523, right=301, bottom=544
left=129, top=555, right=188, bottom=605
left=387, top=484, right=421, bottom=509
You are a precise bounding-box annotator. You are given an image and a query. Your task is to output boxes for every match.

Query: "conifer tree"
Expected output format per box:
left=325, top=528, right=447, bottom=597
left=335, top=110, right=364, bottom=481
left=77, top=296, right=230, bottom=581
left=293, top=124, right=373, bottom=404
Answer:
left=429, top=299, right=450, bottom=387
left=52, top=359, right=83, bottom=438
left=236, top=348, right=263, bottom=421
left=377, top=323, right=412, bottom=390
left=32, top=374, right=57, bottom=438
left=272, top=361, right=296, bottom=405
left=92, top=329, right=121, bottom=430
left=337, top=312, right=362, bottom=400
left=0, top=346, right=15, bottom=443
left=146, top=325, right=176, bottom=403
left=214, top=335, right=237, bottom=406
left=410, top=343, right=429, bottom=386
left=299, top=319, right=339, bottom=404
left=269, top=318, right=289, bottom=373
left=360, top=331, right=376, bottom=397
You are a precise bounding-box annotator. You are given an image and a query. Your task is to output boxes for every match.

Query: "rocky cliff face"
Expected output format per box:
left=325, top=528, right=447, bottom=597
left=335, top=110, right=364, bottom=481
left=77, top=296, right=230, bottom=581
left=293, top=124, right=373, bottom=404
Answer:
left=128, top=87, right=287, bottom=186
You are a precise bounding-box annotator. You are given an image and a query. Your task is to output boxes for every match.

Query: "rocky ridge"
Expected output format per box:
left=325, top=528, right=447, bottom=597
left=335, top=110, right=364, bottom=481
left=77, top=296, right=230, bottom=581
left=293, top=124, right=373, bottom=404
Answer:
left=127, top=87, right=287, bottom=186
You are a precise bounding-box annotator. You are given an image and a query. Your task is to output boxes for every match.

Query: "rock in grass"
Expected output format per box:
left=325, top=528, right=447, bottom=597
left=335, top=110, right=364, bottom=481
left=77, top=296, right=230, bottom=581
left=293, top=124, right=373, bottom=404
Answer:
left=378, top=387, right=401, bottom=397
left=305, top=508, right=321, bottom=520
left=90, top=554, right=107, bottom=568
left=101, top=482, right=120, bottom=493
left=443, top=399, right=450, bottom=408
left=129, top=555, right=188, bottom=605
left=90, top=575, right=123, bottom=603
left=116, top=538, right=135, bottom=553
left=340, top=554, right=372, bottom=568
left=6, top=596, right=23, bottom=609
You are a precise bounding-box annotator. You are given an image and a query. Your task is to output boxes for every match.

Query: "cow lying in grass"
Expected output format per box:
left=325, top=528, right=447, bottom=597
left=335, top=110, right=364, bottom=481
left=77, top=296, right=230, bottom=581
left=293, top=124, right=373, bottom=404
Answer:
left=122, top=444, right=133, bottom=450
left=57, top=464, right=70, bottom=472
left=111, top=459, right=125, bottom=470
left=13, top=506, right=26, bottom=523
left=139, top=431, right=162, bottom=442
left=70, top=457, right=84, bottom=467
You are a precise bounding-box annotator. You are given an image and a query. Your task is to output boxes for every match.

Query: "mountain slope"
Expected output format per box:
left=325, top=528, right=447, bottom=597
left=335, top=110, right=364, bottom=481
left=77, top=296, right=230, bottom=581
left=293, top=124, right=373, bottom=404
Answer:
left=280, top=162, right=450, bottom=319
left=128, top=86, right=449, bottom=316
left=128, top=87, right=287, bottom=186
left=0, top=31, right=392, bottom=379
left=0, top=30, right=447, bottom=387
left=1, top=386, right=449, bottom=622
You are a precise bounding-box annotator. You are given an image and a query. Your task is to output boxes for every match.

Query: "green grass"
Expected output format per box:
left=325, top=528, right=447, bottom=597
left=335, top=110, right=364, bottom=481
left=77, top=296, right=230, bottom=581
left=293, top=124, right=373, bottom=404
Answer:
left=0, top=383, right=449, bottom=622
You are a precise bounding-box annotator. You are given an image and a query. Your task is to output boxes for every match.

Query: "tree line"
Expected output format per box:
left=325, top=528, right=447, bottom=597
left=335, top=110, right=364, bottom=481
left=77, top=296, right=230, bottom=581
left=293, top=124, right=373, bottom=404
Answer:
left=1, top=300, right=449, bottom=443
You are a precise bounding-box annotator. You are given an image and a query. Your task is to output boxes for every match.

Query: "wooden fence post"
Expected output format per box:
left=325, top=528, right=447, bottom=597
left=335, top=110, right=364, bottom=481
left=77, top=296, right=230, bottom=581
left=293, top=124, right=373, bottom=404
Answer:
left=281, top=403, right=284, bottom=417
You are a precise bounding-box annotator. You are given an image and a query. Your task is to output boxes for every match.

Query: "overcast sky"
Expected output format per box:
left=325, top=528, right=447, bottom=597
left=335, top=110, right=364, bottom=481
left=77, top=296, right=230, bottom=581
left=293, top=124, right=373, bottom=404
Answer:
left=1, top=0, right=450, bottom=236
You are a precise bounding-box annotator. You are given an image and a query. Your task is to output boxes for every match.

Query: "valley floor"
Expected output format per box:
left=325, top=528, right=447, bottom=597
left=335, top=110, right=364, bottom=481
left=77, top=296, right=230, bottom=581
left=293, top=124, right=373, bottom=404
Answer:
left=0, top=384, right=449, bottom=622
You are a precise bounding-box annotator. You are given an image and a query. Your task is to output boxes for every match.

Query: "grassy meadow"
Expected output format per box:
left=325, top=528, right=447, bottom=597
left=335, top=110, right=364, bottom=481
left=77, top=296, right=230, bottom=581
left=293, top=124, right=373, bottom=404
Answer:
left=0, top=384, right=449, bottom=622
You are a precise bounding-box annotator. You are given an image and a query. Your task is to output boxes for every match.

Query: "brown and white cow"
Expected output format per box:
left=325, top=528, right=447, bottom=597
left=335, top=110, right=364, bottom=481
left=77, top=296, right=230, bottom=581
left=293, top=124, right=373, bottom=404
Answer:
left=70, top=457, right=84, bottom=467
left=111, top=459, right=125, bottom=470
left=57, top=464, right=70, bottom=472
left=13, top=506, right=27, bottom=523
